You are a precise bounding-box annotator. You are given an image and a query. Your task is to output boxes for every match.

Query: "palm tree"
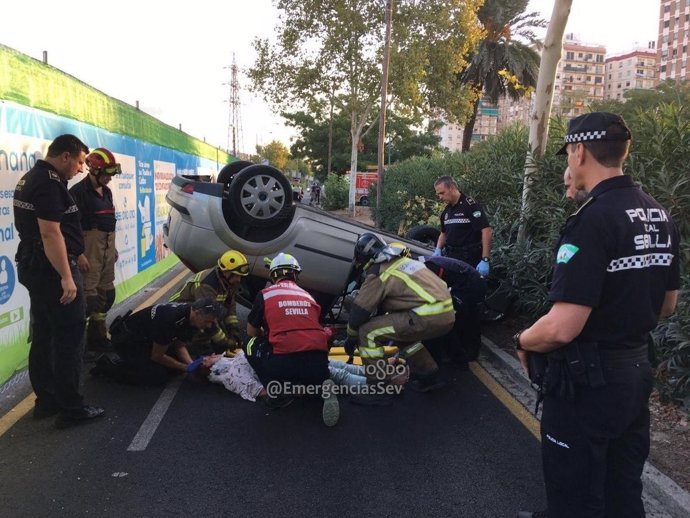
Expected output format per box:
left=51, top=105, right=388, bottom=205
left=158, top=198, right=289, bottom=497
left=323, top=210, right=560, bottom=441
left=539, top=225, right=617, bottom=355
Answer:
left=459, top=0, right=545, bottom=151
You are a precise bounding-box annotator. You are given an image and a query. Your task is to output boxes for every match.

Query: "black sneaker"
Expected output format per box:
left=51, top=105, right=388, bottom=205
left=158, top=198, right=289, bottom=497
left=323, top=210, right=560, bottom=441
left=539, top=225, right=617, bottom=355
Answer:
left=54, top=405, right=105, bottom=429
left=517, top=511, right=548, bottom=518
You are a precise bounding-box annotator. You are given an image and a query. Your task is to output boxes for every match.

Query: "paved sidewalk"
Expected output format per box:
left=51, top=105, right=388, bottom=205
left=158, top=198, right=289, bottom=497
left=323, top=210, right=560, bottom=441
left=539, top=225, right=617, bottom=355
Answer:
left=478, top=335, right=690, bottom=518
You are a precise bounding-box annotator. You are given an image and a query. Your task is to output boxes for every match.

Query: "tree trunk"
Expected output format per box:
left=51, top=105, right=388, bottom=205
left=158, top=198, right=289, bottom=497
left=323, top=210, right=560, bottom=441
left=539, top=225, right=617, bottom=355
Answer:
left=517, top=0, right=572, bottom=243
left=348, top=110, right=360, bottom=216
left=376, top=0, right=394, bottom=228
left=461, top=98, right=480, bottom=152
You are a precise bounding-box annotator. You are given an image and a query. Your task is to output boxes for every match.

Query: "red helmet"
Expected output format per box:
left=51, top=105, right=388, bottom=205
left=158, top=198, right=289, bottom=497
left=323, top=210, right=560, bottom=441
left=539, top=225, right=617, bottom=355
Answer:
left=86, top=148, right=121, bottom=175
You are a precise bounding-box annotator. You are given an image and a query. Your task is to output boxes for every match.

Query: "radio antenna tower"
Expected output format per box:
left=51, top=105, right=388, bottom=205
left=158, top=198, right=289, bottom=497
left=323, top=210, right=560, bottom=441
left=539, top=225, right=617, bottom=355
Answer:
left=226, top=53, right=244, bottom=157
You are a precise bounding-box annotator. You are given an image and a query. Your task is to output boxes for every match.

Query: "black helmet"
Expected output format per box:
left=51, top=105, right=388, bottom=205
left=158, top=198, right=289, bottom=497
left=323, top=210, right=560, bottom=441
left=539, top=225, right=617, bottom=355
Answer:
left=353, top=233, right=387, bottom=267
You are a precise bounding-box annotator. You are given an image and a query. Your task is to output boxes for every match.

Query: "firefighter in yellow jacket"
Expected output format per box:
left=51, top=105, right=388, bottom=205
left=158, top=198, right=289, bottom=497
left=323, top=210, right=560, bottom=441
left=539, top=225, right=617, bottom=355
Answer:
left=345, top=233, right=455, bottom=403
left=170, top=250, right=249, bottom=356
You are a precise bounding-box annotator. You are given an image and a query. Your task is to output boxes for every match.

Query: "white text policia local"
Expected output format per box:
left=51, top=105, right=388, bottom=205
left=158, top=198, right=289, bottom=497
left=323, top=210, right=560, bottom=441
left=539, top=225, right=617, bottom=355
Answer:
left=626, top=207, right=672, bottom=251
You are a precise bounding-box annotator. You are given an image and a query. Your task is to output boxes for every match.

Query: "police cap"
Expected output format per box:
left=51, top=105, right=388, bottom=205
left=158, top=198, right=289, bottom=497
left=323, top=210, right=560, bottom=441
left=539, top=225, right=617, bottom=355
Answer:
left=556, top=112, right=631, bottom=155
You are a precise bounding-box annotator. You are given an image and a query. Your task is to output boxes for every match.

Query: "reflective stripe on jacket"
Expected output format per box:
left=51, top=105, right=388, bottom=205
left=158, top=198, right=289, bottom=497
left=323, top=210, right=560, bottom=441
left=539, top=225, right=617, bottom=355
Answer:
left=348, top=257, right=453, bottom=333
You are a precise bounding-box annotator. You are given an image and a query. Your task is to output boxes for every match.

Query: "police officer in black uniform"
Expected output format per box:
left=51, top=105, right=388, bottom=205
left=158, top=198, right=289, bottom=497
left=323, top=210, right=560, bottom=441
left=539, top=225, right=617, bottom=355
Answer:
left=13, top=134, right=106, bottom=429
left=96, top=298, right=227, bottom=386
left=514, top=113, right=680, bottom=518
left=433, top=175, right=493, bottom=278
left=421, top=255, right=487, bottom=369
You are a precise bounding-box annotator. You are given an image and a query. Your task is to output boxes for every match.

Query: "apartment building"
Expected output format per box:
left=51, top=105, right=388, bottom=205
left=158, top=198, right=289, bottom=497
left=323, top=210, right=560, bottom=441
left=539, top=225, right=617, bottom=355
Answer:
left=658, top=0, right=690, bottom=81
left=605, top=44, right=659, bottom=100
left=553, top=34, right=607, bottom=117
left=437, top=99, right=499, bottom=152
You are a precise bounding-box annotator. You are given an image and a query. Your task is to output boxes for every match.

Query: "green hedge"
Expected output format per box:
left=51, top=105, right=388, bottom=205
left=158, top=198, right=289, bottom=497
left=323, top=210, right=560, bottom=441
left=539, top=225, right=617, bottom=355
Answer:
left=375, top=112, right=690, bottom=407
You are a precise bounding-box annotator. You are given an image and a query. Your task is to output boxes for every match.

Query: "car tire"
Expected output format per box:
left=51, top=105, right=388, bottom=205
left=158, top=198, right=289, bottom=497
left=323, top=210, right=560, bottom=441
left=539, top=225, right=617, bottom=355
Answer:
left=359, top=196, right=369, bottom=206
left=228, top=164, right=294, bottom=227
left=217, top=160, right=253, bottom=185
left=405, top=225, right=440, bottom=247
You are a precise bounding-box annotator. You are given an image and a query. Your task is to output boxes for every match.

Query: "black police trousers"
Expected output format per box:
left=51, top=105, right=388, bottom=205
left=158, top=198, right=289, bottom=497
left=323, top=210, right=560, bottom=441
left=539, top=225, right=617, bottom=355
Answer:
left=111, top=334, right=178, bottom=386
left=424, top=302, right=482, bottom=365
left=18, top=257, right=86, bottom=411
left=540, top=353, right=653, bottom=518
left=247, top=348, right=329, bottom=389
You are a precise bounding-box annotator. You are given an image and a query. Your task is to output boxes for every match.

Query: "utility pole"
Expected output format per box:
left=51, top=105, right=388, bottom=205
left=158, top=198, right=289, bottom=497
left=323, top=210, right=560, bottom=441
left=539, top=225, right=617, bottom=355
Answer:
left=225, top=53, right=243, bottom=157
left=376, top=0, right=394, bottom=227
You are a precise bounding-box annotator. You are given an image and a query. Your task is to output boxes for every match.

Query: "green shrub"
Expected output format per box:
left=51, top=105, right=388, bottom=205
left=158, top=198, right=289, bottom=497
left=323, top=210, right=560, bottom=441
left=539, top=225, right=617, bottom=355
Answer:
left=321, top=173, right=349, bottom=210
left=374, top=102, right=690, bottom=406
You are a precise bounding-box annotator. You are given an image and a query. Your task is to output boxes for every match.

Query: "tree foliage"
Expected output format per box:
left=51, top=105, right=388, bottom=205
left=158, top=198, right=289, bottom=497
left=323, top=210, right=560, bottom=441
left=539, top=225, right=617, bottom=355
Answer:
left=457, top=0, right=544, bottom=151
left=256, top=140, right=291, bottom=170
left=248, top=0, right=483, bottom=209
left=285, top=108, right=442, bottom=180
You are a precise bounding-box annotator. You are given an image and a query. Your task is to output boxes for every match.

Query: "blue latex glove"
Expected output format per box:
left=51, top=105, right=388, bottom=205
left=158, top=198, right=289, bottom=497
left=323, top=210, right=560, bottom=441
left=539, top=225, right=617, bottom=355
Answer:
left=476, top=259, right=490, bottom=277
left=432, top=247, right=442, bottom=257
left=186, top=357, right=205, bottom=373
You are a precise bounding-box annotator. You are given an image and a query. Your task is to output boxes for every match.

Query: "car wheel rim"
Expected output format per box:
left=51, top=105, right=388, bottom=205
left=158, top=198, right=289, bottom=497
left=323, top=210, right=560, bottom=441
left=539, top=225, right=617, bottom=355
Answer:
left=239, top=174, right=287, bottom=219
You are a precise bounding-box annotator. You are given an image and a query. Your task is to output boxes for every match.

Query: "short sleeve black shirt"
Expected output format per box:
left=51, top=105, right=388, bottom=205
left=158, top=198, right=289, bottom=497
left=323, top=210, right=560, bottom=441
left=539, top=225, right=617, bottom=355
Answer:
left=69, top=176, right=117, bottom=232
left=439, top=193, right=490, bottom=248
left=125, top=303, right=195, bottom=346
left=247, top=292, right=267, bottom=332
left=549, top=175, right=681, bottom=348
left=13, top=159, right=85, bottom=255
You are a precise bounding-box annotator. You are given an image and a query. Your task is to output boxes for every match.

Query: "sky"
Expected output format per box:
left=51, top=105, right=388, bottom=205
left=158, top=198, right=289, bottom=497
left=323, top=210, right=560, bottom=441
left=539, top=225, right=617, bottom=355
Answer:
left=2, top=1, right=661, bottom=156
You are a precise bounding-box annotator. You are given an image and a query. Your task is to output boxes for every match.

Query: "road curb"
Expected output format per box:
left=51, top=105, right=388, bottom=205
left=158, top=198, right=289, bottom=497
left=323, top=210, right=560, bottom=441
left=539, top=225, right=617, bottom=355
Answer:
left=479, top=334, right=690, bottom=518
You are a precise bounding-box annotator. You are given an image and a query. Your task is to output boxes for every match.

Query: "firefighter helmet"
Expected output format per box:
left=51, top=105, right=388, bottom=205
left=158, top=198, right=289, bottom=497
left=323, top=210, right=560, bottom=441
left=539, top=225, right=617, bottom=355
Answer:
left=268, top=252, right=301, bottom=281
left=353, top=233, right=387, bottom=267
left=85, top=148, right=122, bottom=176
left=217, top=250, right=250, bottom=276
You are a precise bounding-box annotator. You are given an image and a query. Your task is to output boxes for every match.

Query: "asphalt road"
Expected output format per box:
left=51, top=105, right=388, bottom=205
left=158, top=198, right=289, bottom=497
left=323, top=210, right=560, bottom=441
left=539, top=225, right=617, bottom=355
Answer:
left=0, top=264, right=547, bottom=518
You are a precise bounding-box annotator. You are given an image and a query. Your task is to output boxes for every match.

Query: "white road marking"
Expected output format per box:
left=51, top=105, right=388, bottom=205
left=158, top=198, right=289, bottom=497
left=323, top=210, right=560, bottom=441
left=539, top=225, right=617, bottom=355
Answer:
left=127, top=376, right=183, bottom=451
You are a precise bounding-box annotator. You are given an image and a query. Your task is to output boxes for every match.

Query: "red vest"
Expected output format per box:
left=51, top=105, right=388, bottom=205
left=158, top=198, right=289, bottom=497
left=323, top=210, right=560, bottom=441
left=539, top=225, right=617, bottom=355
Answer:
left=261, top=280, right=328, bottom=355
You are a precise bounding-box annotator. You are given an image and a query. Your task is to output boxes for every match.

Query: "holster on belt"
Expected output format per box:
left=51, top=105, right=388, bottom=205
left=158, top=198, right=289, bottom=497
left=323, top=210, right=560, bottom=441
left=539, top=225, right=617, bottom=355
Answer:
left=443, top=242, right=481, bottom=262
left=544, top=341, right=606, bottom=401
left=16, top=240, right=51, bottom=275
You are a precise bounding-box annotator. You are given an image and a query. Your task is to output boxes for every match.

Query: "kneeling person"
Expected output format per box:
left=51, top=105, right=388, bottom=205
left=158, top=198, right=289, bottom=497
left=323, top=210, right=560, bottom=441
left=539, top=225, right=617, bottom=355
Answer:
left=244, top=253, right=338, bottom=424
left=345, top=234, right=455, bottom=400
left=100, top=298, right=227, bottom=386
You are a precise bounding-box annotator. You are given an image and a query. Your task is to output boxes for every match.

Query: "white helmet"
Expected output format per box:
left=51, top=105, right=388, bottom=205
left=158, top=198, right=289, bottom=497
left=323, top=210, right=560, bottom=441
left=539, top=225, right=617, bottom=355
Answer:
left=268, top=252, right=302, bottom=280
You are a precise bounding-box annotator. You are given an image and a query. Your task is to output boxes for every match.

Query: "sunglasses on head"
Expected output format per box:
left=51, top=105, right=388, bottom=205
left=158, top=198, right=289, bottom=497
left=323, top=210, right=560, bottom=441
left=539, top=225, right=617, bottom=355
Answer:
left=94, top=164, right=122, bottom=176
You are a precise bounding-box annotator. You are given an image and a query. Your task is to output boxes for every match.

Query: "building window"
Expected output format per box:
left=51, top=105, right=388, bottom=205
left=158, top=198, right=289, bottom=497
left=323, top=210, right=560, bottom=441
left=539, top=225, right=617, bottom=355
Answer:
left=566, top=51, right=574, bottom=60
left=596, top=55, right=604, bottom=63
left=661, top=64, right=667, bottom=72
left=665, top=20, right=670, bottom=28
left=578, top=52, right=583, bottom=58
left=595, top=77, right=602, bottom=84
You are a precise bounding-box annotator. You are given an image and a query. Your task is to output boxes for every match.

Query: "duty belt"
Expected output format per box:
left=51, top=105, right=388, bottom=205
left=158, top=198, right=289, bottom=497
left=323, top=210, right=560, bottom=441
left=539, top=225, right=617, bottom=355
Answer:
left=411, top=298, right=454, bottom=316
left=599, top=344, right=648, bottom=366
